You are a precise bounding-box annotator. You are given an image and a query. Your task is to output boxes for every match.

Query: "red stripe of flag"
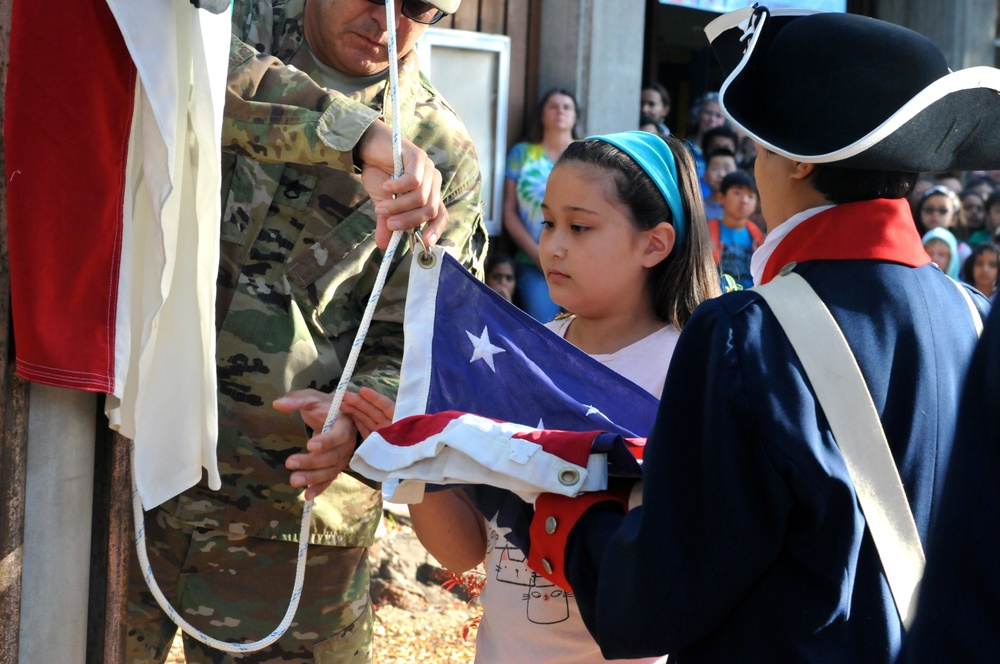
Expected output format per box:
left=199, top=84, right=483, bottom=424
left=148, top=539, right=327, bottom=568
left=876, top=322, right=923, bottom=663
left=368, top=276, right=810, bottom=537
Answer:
left=5, top=0, right=136, bottom=392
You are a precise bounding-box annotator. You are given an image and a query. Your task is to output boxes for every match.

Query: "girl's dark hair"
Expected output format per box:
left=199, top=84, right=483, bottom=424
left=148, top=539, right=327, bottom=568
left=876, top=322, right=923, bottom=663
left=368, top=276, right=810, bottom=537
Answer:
left=985, top=189, right=1000, bottom=213
left=808, top=164, right=918, bottom=205
left=962, top=242, right=1000, bottom=285
left=966, top=175, right=996, bottom=191
left=643, top=82, right=671, bottom=107
left=701, top=125, right=739, bottom=155
left=486, top=252, right=515, bottom=274
left=557, top=135, right=720, bottom=328
left=528, top=88, right=580, bottom=142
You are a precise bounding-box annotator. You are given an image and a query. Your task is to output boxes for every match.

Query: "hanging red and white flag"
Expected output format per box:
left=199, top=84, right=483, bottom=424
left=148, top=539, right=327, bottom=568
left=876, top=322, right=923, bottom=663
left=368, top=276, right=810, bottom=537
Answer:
left=5, top=0, right=229, bottom=508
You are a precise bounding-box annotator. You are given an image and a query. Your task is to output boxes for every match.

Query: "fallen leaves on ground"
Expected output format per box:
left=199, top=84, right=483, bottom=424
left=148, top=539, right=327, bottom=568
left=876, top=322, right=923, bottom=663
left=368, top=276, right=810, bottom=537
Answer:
left=166, top=601, right=480, bottom=663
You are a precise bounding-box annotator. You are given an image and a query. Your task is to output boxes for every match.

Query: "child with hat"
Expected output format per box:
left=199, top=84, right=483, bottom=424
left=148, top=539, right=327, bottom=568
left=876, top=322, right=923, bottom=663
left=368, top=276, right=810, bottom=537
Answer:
left=522, top=6, right=996, bottom=662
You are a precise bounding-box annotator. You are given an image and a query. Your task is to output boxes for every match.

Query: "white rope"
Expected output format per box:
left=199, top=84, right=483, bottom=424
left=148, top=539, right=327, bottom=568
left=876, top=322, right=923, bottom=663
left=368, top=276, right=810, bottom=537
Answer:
left=130, top=454, right=313, bottom=653
left=385, top=0, right=404, bottom=184
left=130, top=0, right=407, bottom=652
left=320, top=0, right=406, bottom=434
left=320, top=231, right=404, bottom=434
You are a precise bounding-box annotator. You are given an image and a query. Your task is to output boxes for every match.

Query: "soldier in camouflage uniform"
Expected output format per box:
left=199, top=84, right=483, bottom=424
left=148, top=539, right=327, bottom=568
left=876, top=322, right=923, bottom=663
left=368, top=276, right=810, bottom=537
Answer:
left=126, top=0, right=486, bottom=661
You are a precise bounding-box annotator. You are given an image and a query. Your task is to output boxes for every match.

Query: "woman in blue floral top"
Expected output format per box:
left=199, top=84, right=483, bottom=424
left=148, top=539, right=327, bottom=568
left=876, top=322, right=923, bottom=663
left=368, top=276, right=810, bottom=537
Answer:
left=502, top=88, right=580, bottom=322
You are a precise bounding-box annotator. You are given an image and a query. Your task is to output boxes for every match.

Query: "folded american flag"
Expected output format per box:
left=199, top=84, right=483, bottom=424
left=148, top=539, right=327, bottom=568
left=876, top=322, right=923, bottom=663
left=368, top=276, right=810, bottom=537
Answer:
left=352, top=410, right=643, bottom=503
left=350, top=247, right=659, bottom=547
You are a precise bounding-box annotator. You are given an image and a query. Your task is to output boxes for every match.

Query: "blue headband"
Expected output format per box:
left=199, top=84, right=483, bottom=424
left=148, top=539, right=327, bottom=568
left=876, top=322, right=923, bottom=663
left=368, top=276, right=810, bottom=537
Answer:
left=585, top=131, right=687, bottom=246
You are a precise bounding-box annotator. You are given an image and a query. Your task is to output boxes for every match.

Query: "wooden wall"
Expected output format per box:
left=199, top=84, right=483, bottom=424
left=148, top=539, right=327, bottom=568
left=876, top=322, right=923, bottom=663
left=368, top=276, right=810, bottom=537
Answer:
left=0, top=0, right=31, bottom=661
left=438, top=0, right=542, bottom=148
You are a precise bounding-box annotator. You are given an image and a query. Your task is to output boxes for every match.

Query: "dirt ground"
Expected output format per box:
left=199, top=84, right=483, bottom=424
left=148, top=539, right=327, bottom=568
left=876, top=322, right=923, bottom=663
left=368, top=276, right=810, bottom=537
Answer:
left=166, top=605, right=479, bottom=663
left=166, top=510, right=482, bottom=663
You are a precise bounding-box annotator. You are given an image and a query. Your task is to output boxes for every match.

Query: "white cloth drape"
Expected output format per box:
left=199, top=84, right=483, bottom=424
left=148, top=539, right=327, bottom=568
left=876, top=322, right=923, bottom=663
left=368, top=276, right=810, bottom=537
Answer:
left=103, top=0, right=229, bottom=508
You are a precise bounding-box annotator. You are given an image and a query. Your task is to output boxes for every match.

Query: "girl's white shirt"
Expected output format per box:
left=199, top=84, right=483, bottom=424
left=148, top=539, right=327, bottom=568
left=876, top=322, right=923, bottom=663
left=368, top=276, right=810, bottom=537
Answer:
left=545, top=317, right=679, bottom=398
left=473, top=318, right=677, bottom=664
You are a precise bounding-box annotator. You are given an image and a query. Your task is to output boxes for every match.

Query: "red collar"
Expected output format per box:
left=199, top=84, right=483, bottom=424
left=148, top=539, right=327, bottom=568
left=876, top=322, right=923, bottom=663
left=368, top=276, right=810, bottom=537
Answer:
left=760, top=199, right=931, bottom=285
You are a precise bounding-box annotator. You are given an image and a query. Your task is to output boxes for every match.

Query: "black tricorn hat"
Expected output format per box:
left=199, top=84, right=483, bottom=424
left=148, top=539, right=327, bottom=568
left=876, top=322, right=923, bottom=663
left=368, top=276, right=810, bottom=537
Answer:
left=705, top=5, right=1000, bottom=171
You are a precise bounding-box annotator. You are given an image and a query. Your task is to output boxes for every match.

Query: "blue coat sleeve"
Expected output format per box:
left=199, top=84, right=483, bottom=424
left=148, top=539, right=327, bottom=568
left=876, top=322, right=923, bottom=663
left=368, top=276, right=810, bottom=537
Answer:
left=566, top=295, right=796, bottom=657
left=558, top=262, right=984, bottom=662
left=899, top=304, right=1000, bottom=662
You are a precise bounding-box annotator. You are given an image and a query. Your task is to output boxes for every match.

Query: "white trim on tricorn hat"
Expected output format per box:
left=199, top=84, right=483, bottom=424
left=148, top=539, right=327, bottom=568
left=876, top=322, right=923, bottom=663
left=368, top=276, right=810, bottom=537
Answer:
left=705, top=5, right=1000, bottom=172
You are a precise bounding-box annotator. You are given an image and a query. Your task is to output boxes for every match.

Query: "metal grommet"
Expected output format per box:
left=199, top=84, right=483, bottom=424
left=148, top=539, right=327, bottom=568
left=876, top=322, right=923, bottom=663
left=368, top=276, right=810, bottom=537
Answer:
left=412, top=228, right=436, bottom=269
left=778, top=261, right=797, bottom=276
left=542, top=558, right=554, bottom=575
left=558, top=468, right=580, bottom=486
left=545, top=516, right=557, bottom=535
left=417, top=249, right=436, bottom=269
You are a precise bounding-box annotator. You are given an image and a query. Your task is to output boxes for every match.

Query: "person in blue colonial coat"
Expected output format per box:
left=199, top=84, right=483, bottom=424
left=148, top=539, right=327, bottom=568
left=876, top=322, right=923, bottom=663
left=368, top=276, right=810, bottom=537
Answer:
left=522, top=6, right=1000, bottom=663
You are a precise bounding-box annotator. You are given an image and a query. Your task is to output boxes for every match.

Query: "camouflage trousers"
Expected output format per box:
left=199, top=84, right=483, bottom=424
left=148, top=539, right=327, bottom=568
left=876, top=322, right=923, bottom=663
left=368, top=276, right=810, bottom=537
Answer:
left=126, top=506, right=372, bottom=663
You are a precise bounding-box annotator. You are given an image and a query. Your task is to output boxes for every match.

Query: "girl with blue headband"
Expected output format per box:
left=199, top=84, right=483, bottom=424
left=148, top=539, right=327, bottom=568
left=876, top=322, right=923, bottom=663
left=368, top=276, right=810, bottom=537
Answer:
left=331, top=130, right=718, bottom=663
left=540, top=130, right=719, bottom=353
left=464, top=131, right=718, bottom=662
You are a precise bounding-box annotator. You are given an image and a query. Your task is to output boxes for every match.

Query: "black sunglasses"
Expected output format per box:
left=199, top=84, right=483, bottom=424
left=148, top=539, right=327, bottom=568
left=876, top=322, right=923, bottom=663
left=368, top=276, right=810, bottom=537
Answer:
left=366, top=0, right=448, bottom=25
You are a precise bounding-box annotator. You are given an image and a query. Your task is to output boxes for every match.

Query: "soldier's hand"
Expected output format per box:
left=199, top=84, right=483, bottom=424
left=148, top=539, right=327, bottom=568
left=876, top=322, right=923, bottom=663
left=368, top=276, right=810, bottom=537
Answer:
left=357, top=120, right=449, bottom=250
left=273, top=388, right=334, bottom=431
left=339, top=387, right=395, bottom=439
left=274, top=389, right=358, bottom=500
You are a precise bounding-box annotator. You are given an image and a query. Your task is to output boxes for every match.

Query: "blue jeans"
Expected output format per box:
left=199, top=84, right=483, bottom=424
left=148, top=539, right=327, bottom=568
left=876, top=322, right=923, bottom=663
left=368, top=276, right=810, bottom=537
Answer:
left=516, top=261, right=561, bottom=323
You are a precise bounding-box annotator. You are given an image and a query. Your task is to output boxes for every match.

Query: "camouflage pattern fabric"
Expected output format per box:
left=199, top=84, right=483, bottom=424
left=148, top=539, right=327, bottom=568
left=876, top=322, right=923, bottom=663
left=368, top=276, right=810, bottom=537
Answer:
left=126, top=505, right=373, bottom=663
left=127, top=0, right=487, bottom=659
left=202, top=0, right=486, bottom=545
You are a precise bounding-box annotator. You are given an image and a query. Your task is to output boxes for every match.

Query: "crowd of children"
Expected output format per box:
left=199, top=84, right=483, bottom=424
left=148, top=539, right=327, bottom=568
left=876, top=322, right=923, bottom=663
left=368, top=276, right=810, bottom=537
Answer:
left=493, top=98, right=1000, bottom=313
left=914, top=178, right=1000, bottom=299
left=485, top=60, right=994, bottom=316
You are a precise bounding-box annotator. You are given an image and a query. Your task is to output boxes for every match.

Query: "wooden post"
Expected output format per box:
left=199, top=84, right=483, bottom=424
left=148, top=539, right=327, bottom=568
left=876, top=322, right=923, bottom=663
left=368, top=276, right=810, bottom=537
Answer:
left=0, top=0, right=32, bottom=660
left=0, top=341, right=29, bottom=664
left=86, top=428, right=132, bottom=664
left=0, top=327, right=29, bottom=664
left=103, top=433, right=132, bottom=664
left=19, top=385, right=98, bottom=663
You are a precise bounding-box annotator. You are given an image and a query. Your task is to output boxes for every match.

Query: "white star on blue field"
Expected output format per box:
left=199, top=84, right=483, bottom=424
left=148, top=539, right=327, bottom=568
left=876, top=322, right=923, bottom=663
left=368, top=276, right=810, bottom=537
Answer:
left=466, top=325, right=506, bottom=372
left=465, top=324, right=615, bottom=426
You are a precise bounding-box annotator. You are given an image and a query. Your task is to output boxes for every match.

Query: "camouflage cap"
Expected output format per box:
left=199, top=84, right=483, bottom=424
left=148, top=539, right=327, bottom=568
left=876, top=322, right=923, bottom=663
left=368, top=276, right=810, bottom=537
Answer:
left=427, top=0, right=460, bottom=13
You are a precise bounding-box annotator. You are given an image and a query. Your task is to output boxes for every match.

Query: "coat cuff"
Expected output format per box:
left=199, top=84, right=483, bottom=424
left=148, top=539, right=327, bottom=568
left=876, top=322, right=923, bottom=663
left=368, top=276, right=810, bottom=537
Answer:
left=528, top=488, right=629, bottom=591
